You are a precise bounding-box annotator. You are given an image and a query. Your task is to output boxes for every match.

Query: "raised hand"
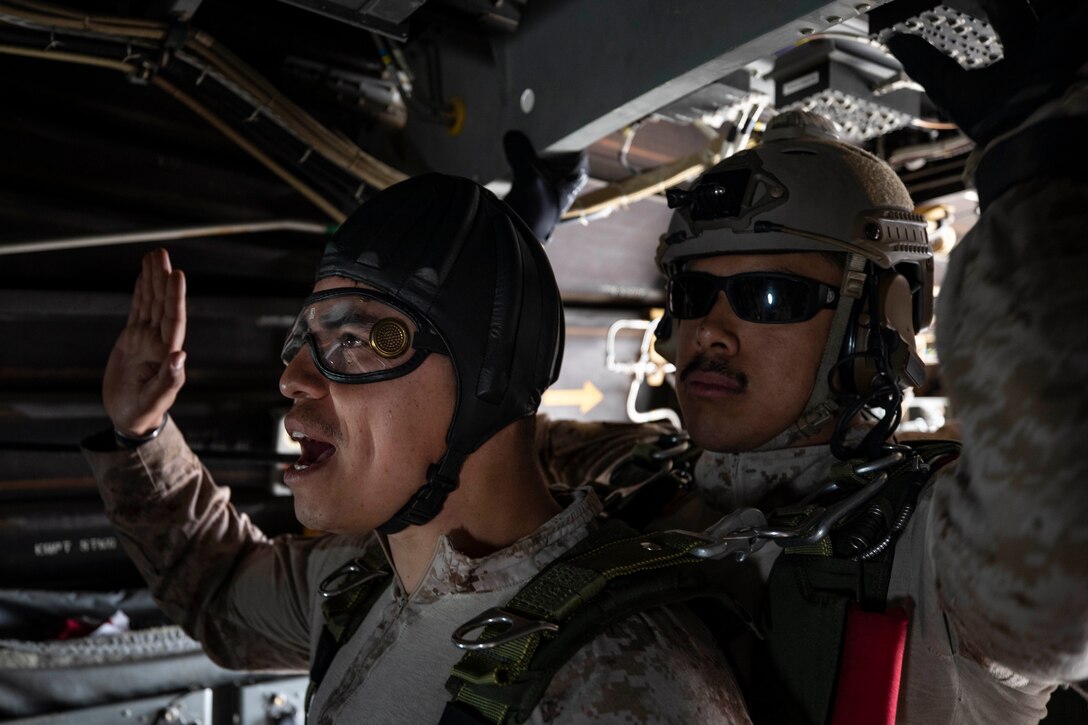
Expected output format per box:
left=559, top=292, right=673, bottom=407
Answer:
left=103, top=249, right=188, bottom=438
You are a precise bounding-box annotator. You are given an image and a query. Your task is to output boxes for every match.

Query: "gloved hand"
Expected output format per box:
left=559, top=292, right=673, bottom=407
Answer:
left=886, top=0, right=1088, bottom=146
left=502, top=130, right=588, bottom=243
left=102, top=248, right=187, bottom=438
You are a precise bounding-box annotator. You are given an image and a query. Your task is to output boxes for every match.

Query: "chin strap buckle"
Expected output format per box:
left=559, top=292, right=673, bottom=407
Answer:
left=376, top=450, right=466, bottom=534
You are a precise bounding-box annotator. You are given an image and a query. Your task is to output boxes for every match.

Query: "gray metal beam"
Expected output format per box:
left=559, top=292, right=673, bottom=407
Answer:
left=402, top=0, right=887, bottom=181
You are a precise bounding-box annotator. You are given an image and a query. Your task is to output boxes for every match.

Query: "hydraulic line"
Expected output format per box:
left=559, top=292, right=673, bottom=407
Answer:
left=153, top=75, right=347, bottom=221
left=887, top=133, right=974, bottom=168
left=0, top=1, right=407, bottom=189
left=0, top=33, right=349, bottom=221
left=563, top=152, right=714, bottom=220
left=184, top=30, right=406, bottom=187
left=0, top=220, right=333, bottom=256
left=0, top=40, right=134, bottom=71
left=563, top=99, right=766, bottom=222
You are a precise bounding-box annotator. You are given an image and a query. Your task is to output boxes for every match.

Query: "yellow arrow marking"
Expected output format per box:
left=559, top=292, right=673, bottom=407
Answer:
left=541, top=381, right=604, bottom=415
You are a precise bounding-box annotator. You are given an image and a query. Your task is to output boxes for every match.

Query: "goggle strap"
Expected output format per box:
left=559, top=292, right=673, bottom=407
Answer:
left=413, top=328, right=448, bottom=355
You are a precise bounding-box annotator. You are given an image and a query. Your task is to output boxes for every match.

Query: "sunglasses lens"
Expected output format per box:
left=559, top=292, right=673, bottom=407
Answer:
left=667, top=272, right=829, bottom=323
left=667, top=275, right=719, bottom=319
left=728, top=275, right=815, bottom=322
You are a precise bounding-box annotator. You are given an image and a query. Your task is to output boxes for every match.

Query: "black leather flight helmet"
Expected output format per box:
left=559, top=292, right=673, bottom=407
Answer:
left=315, top=173, right=565, bottom=534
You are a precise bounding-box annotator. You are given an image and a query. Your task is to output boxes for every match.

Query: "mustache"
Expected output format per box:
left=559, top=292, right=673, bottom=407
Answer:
left=288, top=405, right=344, bottom=445
left=679, top=354, right=749, bottom=390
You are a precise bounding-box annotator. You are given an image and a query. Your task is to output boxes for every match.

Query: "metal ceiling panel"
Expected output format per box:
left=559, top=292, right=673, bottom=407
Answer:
left=276, top=0, right=425, bottom=39
left=401, top=0, right=892, bottom=182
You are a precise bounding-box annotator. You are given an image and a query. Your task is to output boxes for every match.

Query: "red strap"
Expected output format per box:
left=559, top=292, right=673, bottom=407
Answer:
left=830, top=604, right=908, bottom=725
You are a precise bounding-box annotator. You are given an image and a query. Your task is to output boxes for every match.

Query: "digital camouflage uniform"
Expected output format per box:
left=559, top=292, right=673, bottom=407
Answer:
left=537, top=70, right=1088, bottom=724
left=83, top=419, right=751, bottom=724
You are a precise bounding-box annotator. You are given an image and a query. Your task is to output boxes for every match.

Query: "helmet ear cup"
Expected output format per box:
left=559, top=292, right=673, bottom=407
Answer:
left=841, top=271, right=926, bottom=397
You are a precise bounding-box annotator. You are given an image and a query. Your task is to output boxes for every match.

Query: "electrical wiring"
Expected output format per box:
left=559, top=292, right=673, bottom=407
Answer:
left=728, top=99, right=766, bottom=156
left=563, top=138, right=725, bottom=220
left=0, top=0, right=407, bottom=191
left=618, top=123, right=642, bottom=174
left=0, top=0, right=162, bottom=38
left=184, top=30, right=406, bottom=186
left=0, top=220, right=333, bottom=256
left=152, top=76, right=348, bottom=222
left=563, top=100, right=767, bottom=222
left=886, top=133, right=974, bottom=168
left=796, top=30, right=890, bottom=53
left=911, top=118, right=958, bottom=130
left=0, top=35, right=350, bottom=220
left=0, top=40, right=133, bottom=71
left=370, top=30, right=453, bottom=128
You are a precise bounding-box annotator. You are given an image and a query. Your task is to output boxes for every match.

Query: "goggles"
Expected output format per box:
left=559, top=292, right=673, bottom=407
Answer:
left=666, top=271, right=839, bottom=323
left=281, top=288, right=447, bottom=384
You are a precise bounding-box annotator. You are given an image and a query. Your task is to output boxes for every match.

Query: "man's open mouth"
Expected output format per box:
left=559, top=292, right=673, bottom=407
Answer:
left=289, top=431, right=337, bottom=471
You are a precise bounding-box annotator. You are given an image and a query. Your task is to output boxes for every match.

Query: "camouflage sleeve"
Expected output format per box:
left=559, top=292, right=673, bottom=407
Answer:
left=82, top=418, right=364, bottom=672
left=929, top=74, right=1088, bottom=683
left=535, top=414, right=672, bottom=487
left=529, top=606, right=751, bottom=724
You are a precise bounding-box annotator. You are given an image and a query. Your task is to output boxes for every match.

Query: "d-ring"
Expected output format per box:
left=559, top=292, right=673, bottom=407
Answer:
left=451, top=607, right=560, bottom=650
left=319, top=560, right=387, bottom=598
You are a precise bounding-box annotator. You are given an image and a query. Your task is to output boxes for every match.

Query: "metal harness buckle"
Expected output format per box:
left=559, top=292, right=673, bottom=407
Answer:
left=690, top=448, right=916, bottom=559
left=451, top=607, right=560, bottom=651
left=319, top=560, right=387, bottom=599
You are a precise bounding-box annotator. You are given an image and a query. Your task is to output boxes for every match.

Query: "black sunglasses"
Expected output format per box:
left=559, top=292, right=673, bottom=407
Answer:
left=666, top=271, right=839, bottom=323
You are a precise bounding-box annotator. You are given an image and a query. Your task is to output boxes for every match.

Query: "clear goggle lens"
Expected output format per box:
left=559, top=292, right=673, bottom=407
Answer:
left=281, top=289, right=444, bottom=383
left=667, top=271, right=839, bottom=323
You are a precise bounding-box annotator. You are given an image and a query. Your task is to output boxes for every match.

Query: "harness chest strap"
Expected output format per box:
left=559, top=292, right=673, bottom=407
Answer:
left=440, top=520, right=754, bottom=725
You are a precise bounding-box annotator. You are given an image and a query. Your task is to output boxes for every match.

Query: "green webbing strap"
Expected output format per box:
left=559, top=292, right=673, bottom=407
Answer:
left=602, top=439, right=702, bottom=531
left=754, top=439, right=961, bottom=725
left=778, top=505, right=835, bottom=557
left=444, top=520, right=751, bottom=725
left=320, top=545, right=392, bottom=642
left=306, top=545, right=392, bottom=715
left=756, top=555, right=894, bottom=724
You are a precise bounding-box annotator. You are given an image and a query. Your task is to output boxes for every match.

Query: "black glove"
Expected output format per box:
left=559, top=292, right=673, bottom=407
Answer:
left=886, top=0, right=1088, bottom=146
left=502, top=130, right=588, bottom=243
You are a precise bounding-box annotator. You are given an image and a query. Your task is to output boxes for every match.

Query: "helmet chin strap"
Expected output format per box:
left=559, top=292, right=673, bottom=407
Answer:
left=376, top=449, right=467, bottom=535
left=754, top=253, right=866, bottom=453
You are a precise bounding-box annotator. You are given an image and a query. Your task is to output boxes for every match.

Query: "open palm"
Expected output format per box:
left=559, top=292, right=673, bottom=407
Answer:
left=103, top=249, right=188, bottom=438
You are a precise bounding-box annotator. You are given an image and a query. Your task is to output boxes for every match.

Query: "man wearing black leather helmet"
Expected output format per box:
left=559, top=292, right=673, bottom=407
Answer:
left=83, top=174, right=750, bottom=724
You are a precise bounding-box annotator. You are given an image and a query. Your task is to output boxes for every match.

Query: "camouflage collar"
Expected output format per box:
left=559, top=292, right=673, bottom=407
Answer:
left=394, top=488, right=603, bottom=599
left=693, top=444, right=835, bottom=513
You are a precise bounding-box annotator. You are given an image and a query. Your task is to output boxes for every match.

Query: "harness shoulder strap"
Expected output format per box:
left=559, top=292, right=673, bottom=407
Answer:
left=754, top=439, right=960, bottom=725
left=441, top=519, right=752, bottom=725
left=598, top=433, right=700, bottom=529
left=306, top=544, right=392, bottom=714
